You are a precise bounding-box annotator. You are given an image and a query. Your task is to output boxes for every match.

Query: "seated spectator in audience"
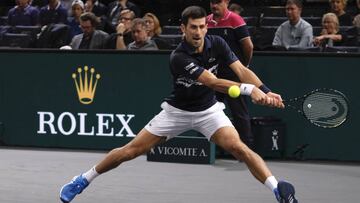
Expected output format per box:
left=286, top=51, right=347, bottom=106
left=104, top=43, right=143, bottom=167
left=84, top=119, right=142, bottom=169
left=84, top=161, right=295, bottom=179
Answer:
left=354, top=13, right=360, bottom=28
left=118, top=18, right=158, bottom=50
left=143, top=12, right=161, bottom=38
left=272, top=0, right=313, bottom=49
left=228, top=3, right=243, bottom=16
left=106, top=9, right=135, bottom=49
left=67, top=0, right=84, bottom=38
left=328, top=0, right=352, bottom=26
left=85, top=0, right=108, bottom=18
left=61, top=0, right=75, bottom=12
left=106, top=0, right=140, bottom=32
left=70, top=12, right=109, bottom=49
left=39, top=0, right=68, bottom=26
left=313, top=13, right=348, bottom=47
left=7, top=0, right=40, bottom=26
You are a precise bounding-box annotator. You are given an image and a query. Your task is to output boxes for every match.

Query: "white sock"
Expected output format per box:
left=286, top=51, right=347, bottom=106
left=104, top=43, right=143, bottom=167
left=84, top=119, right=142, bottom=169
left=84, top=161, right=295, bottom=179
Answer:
left=83, top=166, right=99, bottom=183
left=264, top=176, right=278, bottom=192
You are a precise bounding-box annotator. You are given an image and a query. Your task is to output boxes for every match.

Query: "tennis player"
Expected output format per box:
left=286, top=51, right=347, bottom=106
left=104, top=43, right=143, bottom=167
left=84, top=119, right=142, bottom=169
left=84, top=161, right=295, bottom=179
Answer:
left=60, top=6, right=298, bottom=203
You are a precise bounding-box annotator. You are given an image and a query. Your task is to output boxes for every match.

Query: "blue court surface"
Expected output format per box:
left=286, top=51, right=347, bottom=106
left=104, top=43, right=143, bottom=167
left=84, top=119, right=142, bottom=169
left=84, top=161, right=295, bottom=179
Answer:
left=0, top=147, right=359, bottom=203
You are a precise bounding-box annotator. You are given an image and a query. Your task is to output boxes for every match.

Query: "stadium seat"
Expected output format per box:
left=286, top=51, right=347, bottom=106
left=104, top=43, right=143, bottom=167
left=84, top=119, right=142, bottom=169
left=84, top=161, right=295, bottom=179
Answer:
left=260, top=16, right=287, bottom=26
left=0, top=33, right=31, bottom=48
left=301, top=7, right=328, bottom=17
left=13, top=25, right=41, bottom=37
left=0, top=16, right=7, bottom=26
left=240, top=7, right=262, bottom=17
left=253, top=26, right=278, bottom=50
left=262, top=6, right=286, bottom=17
left=312, top=26, right=322, bottom=36
left=302, top=16, right=322, bottom=27
left=243, top=16, right=258, bottom=26
left=154, top=34, right=183, bottom=50
left=12, top=25, right=42, bottom=47
left=162, top=26, right=182, bottom=35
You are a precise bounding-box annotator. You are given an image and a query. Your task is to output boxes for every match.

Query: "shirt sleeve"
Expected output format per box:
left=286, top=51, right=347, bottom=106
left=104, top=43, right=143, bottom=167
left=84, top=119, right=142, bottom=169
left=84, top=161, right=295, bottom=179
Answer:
left=170, top=53, right=205, bottom=80
left=214, top=36, right=239, bottom=66
left=272, top=27, right=282, bottom=46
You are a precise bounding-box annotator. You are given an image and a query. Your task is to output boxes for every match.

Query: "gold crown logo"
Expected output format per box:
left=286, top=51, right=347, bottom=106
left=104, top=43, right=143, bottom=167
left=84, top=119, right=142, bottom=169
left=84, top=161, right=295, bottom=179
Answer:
left=72, top=66, right=100, bottom=104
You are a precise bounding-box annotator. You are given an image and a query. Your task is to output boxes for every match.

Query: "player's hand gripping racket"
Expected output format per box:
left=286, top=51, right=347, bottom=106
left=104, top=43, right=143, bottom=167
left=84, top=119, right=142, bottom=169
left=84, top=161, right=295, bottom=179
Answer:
left=283, top=88, right=349, bottom=128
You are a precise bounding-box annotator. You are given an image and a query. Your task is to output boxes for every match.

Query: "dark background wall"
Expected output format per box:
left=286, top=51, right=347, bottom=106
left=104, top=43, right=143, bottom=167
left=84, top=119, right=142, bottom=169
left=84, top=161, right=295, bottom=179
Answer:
left=0, top=50, right=358, bottom=161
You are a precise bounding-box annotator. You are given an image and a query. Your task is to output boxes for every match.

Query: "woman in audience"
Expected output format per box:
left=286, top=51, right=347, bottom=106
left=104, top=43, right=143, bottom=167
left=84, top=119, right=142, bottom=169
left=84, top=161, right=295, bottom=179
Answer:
left=142, top=12, right=175, bottom=50
left=313, top=12, right=347, bottom=47
left=67, top=0, right=85, bottom=38
left=328, top=0, right=352, bottom=26
left=143, top=12, right=162, bottom=38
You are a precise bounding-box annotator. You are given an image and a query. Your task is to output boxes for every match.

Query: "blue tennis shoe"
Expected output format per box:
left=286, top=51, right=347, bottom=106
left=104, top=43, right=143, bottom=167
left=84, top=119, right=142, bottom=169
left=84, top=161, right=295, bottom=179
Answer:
left=277, top=181, right=298, bottom=203
left=60, top=174, right=89, bottom=203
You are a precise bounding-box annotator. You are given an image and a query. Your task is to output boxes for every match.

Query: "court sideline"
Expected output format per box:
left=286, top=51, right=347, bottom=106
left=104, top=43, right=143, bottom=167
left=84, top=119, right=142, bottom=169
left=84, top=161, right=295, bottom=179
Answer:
left=0, top=147, right=359, bottom=203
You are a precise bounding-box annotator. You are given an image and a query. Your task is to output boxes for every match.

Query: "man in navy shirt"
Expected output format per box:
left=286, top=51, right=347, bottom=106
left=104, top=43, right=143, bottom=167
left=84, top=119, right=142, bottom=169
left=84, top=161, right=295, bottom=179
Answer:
left=7, top=0, right=39, bottom=26
left=39, top=0, right=68, bottom=26
left=60, top=6, right=298, bottom=203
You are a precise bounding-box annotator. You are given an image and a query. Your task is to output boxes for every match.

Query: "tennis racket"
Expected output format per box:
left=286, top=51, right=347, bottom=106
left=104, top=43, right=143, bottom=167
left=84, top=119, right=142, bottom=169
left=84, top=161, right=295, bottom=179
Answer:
left=283, top=88, right=349, bottom=128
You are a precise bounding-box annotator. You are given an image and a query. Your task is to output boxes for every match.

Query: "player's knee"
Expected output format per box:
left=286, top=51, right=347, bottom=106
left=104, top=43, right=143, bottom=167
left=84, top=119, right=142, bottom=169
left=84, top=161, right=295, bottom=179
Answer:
left=230, top=144, right=252, bottom=161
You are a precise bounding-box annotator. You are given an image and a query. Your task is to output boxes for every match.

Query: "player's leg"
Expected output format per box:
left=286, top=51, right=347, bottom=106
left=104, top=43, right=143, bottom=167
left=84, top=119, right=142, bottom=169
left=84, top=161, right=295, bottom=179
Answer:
left=211, top=127, right=271, bottom=182
left=95, top=129, right=165, bottom=173
left=60, top=129, right=164, bottom=203
left=225, top=95, right=255, bottom=150
left=211, top=127, right=297, bottom=203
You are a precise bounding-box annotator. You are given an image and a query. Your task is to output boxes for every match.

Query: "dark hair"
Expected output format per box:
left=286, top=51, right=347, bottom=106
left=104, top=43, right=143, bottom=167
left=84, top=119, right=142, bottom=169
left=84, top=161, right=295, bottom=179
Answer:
left=286, top=0, right=303, bottom=9
left=80, top=12, right=100, bottom=27
left=181, top=6, right=207, bottom=25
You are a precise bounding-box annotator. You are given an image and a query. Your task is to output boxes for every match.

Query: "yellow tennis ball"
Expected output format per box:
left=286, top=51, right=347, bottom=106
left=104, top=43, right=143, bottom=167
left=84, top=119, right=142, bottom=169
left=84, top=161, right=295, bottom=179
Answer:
left=228, top=85, right=240, bottom=98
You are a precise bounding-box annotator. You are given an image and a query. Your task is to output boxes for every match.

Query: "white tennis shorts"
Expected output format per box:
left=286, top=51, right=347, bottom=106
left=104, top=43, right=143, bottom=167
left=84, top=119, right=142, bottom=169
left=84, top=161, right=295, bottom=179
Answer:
left=145, top=102, right=234, bottom=140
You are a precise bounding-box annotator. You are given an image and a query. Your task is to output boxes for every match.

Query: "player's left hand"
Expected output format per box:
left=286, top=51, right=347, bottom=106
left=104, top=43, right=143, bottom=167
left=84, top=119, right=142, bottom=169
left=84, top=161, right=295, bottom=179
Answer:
left=266, top=92, right=285, bottom=108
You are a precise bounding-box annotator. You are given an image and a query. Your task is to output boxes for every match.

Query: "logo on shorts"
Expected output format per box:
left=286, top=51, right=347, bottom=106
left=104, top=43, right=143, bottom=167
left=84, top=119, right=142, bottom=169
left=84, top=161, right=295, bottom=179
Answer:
left=72, top=66, right=101, bottom=104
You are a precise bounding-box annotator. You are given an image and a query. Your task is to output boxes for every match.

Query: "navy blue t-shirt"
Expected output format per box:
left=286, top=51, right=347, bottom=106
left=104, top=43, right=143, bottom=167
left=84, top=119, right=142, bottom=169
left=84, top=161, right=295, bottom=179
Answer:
left=165, top=35, right=238, bottom=112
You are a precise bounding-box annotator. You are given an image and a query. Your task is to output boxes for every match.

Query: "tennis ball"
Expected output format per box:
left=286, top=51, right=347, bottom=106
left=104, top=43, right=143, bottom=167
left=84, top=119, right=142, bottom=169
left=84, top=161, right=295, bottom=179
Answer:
left=228, top=85, right=240, bottom=98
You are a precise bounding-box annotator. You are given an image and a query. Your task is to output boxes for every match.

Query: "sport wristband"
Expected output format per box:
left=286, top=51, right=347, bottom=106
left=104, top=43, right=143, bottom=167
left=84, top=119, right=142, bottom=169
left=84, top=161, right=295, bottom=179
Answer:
left=240, top=84, right=255, bottom=96
left=259, top=84, right=271, bottom=94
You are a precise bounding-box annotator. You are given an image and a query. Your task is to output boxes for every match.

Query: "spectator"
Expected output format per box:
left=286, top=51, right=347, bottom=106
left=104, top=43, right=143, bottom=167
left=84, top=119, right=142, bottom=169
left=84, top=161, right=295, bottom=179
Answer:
left=39, top=0, right=68, bottom=26
left=122, top=18, right=158, bottom=50
left=84, top=0, right=108, bottom=18
left=67, top=0, right=84, bottom=38
left=313, top=13, right=348, bottom=47
left=228, top=3, right=243, bottom=16
left=69, top=12, right=109, bottom=49
left=353, top=14, right=360, bottom=46
left=207, top=0, right=255, bottom=149
left=272, top=0, right=313, bottom=49
left=107, top=0, right=140, bottom=31
left=328, top=0, right=352, bottom=26
left=106, top=9, right=135, bottom=49
left=143, top=12, right=162, bottom=38
left=354, top=14, right=360, bottom=28
left=61, top=0, right=75, bottom=12
left=7, top=0, right=40, bottom=26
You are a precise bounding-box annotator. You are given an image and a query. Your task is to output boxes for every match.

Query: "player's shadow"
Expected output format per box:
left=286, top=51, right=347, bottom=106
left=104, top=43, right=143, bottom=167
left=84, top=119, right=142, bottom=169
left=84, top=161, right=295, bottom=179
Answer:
left=212, top=159, right=247, bottom=171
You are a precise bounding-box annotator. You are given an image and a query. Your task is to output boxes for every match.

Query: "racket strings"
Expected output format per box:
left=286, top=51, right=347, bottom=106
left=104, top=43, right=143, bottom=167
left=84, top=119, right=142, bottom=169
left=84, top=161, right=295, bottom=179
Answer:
left=303, top=92, right=348, bottom=127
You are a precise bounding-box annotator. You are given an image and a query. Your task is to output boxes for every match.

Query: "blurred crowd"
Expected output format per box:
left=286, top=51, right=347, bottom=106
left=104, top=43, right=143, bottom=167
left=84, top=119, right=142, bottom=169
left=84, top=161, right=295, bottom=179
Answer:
left=0, top=0, right=358, bottom=51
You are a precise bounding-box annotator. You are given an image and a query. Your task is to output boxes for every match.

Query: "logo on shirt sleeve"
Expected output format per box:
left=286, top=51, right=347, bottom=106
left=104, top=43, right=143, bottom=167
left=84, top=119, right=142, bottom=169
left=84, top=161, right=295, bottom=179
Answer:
left=184, top=62, right=199, bottom=75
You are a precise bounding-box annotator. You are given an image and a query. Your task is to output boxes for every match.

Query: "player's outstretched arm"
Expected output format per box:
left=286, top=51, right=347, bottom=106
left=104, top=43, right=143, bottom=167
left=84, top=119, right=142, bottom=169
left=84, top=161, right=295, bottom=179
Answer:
left=197, top=69, right=283, bottom=108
